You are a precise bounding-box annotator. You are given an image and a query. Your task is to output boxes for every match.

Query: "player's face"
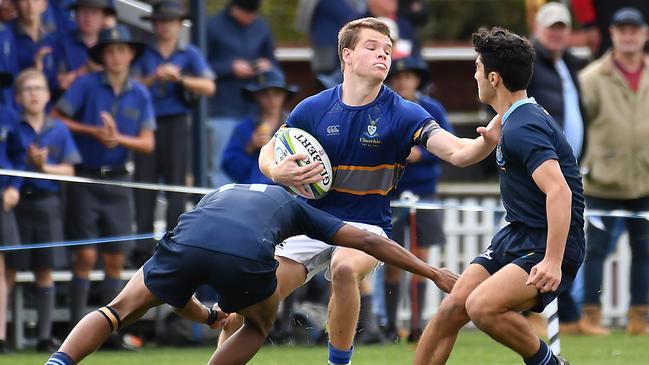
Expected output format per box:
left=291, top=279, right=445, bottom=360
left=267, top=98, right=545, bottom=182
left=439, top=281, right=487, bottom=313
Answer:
left=17, top=76, right=50, bottom=113
left=388, top=71, right=419, bottom=99
left=345, top=29, right=392, bottom=81
left=76, top=6, right=105, bottom=35
left=474, top=56, right=495, bottom=103
left=535, top=22, right=570, bottom=54
left=153, top=19, right=182, bottom=41
left=102, top=43, right=135, bottom=74
left=610, top=24, right=649, bottom=55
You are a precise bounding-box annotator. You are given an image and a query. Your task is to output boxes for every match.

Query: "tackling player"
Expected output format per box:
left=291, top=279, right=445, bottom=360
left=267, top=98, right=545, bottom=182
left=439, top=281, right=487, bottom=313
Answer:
left=44, top=184, right=457, bottom=365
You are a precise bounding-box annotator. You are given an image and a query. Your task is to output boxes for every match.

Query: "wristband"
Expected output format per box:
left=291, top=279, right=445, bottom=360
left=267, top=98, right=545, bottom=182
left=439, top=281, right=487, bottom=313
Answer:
left=204, top=307, right=218, bottom=326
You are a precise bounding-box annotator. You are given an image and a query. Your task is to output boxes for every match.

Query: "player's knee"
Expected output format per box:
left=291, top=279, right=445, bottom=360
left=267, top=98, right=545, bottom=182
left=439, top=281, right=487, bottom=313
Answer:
left=437, top=294, right=469, bottom=324
left=465, top=294, right=496, bottom=327
left=330, top=262, right=360, bottom=289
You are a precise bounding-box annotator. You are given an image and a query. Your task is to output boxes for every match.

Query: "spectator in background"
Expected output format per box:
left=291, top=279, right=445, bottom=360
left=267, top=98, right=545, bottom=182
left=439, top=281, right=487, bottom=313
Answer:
left=0, top=71, right=24, bottom=354
left=10, top=0, right=58, bottom=96
left=131, top=0, right=215, bottom=267
left=206, top=0, right=276, bottom=188
left=54, top=0, right=116, bottom=94
left=51, top=25, right=155, bottom=348
left=572, top=0, right=649, bottom=57
left=295, top=0, right=363, bottom=76
left=4, top=69, right=80, bottom=353
left=527, top=2, right=605, bottom=336
left=398, top=0, right=430, bottom=29
left=367, top=0, right=420, bottom=59
left=222, top=68, right=296, bottom=184
left=579, top=7, right=649, bottom=335
left=384, top=55, right=453, bottom=343
left=42, top=0, right=75, bottom=35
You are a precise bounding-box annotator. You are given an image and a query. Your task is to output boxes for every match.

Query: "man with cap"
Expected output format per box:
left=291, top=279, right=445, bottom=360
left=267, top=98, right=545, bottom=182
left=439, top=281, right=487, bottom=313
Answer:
left=51, top=25, right=155, bottom=347
left=53, top=0, right=116, bottom=94
left=383, top=55, right=454, bottom=343
left=0, top=71, right=24, bottom=353
left=206, top=0, right=278, bottom=188
left=130, top=0, right=216, bottom=267
left=578, top=6, right=649, bottom=336
left=222, top=68, right=296, bottom=185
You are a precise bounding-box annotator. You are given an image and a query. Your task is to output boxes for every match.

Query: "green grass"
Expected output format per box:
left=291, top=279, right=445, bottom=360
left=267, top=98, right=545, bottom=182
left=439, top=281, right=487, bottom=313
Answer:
left=8, top=330, right=649, bottom=365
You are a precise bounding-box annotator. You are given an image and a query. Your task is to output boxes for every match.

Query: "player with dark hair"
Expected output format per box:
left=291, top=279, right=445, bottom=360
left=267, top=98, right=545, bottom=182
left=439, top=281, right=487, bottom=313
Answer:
left=413, top=27, right=584, bottom=365
left=45, top=183, right=457, bottom=365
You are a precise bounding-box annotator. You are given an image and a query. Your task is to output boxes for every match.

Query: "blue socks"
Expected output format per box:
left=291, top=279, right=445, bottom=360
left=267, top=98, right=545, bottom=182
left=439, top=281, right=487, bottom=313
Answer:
left=328, top=342, right=353, bottom=365
left=45, top=351, right=74, bottom=365
left=524, top=340, right=557, bottom=365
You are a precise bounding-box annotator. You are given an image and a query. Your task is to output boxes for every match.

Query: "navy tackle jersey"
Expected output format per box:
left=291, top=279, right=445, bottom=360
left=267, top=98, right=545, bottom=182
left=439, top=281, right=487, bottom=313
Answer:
left=170, top=184, right=346, bottom=262
left=496, top=98, right=584, bottom=230
left=284, top=85, right=439, bottom=234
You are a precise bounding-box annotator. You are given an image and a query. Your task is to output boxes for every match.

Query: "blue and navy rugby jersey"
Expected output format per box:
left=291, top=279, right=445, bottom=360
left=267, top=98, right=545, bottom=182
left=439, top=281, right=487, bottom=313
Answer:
left=497, top=98, right=584, bottom=230
left=170, top=184, right=345, bottom=262
left=284, top=85, right=438, bottom=235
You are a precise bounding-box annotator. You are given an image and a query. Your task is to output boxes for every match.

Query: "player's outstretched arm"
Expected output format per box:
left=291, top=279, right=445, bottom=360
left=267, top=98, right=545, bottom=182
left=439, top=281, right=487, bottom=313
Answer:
left=527, top=159, right=571, bottom=293
left=426, top=114, right=501, bottom=167
left=332, top=224, right=458, bottom=293
left=259, top=139, right=324, bottom=197
left=174, top=296, right=229, bottom=328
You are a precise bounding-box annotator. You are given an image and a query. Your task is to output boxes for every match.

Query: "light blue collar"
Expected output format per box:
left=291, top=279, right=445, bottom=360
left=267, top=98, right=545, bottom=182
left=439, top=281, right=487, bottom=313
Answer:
left=502, top=97, right=537, bottom=124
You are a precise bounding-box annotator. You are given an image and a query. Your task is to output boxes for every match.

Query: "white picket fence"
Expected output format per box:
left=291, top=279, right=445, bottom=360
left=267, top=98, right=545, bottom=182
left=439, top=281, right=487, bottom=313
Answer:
left=395, top=197, right=633, bottom=325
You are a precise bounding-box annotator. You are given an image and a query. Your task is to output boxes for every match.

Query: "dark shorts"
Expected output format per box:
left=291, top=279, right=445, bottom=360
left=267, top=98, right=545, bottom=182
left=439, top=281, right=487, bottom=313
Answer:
left=143, top=235, right=278, bottom=313
left=471, top=223, right=584, bottom=312
left=6, top=192, right=61, bottom=270
left=66, top=182, right=133, bottom=253
left=392, top=194, right=446, bottom=247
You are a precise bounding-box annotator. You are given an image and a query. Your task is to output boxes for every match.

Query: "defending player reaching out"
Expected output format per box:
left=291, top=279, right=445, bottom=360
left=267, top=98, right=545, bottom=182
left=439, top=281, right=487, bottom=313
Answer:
left=44, top=184, right=457, bottom=365
left=413, top=27, right=584, bottom=365
left=219, top=17, right=503, bottom=365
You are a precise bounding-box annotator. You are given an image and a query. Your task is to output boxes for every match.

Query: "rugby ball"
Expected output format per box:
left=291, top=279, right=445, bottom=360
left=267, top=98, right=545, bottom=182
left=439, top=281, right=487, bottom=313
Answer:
left=274, top=128, right=334, bottom=199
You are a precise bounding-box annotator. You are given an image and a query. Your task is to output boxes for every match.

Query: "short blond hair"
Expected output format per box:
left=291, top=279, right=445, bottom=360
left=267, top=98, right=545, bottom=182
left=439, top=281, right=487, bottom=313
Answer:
left=338, top=17, right=391, bottom=71
left=15, top=68, right=48, bottom=92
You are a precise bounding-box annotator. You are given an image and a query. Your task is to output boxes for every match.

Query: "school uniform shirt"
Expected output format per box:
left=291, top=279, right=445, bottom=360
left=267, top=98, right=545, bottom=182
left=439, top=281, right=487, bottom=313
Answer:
left=283, top=85, right=440, bottom=235
left=221, top=116, right=275, bottom=185
left=0, top=22, right=17, bottom=108
left=55, top=72, right=156, bottom=169
left=10, top=21, right=58, bottom=91
left=18, top=118, right=80, bottom=192
left=132, top=42, right=215, bottom=117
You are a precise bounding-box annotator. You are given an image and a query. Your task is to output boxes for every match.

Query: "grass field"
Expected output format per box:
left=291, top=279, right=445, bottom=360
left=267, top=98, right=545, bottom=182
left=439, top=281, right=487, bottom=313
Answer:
left=7, top=330, right=648, bottom=365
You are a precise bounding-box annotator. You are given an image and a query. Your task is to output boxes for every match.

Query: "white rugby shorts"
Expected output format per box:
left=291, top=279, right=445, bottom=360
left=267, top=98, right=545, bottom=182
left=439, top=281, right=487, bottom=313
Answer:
left=275, top=221, right=386, bottom=282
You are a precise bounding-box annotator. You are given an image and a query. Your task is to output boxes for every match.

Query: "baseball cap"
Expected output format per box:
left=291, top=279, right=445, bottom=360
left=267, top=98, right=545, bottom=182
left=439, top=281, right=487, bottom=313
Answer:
left=611, top=7, right=646, bottom=27
left=535, top=2, right=571, bottom=28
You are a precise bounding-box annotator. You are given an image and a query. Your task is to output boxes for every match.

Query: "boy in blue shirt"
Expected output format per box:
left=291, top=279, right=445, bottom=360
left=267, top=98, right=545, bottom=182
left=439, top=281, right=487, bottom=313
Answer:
left=222, top=68, right=297, bottom=184
left=228, top=17, right=503, bottom=365
left=45, top=183, right=458, bottom=365
left=51, top=26, right=155, bottom=341
left=5, top=69, right=80, bottom=352
left=131, top=0, right=215, bottom=267
left=54, top=0, right=116, bottom=93
left=413, top=27, right=582, bottom=365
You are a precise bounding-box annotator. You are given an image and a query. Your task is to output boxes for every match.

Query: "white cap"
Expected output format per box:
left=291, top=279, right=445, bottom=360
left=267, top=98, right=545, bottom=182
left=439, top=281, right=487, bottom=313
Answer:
left=535, top=2, right=571, bottom=28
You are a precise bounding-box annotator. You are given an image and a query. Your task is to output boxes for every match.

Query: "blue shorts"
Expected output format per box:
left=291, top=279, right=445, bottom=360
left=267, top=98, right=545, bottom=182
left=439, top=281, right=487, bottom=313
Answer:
left=143, top=235, right=278, bottom=313
left=471, top=223, right=584, bottom=312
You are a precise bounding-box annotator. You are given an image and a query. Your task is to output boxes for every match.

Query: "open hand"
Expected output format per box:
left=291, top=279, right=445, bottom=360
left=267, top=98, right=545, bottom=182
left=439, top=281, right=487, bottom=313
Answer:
left=476, top=114, right=502, bottom=146
left=208, top=304, right=229, bottom=330
left=433, top=267, right=459, bottom=294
